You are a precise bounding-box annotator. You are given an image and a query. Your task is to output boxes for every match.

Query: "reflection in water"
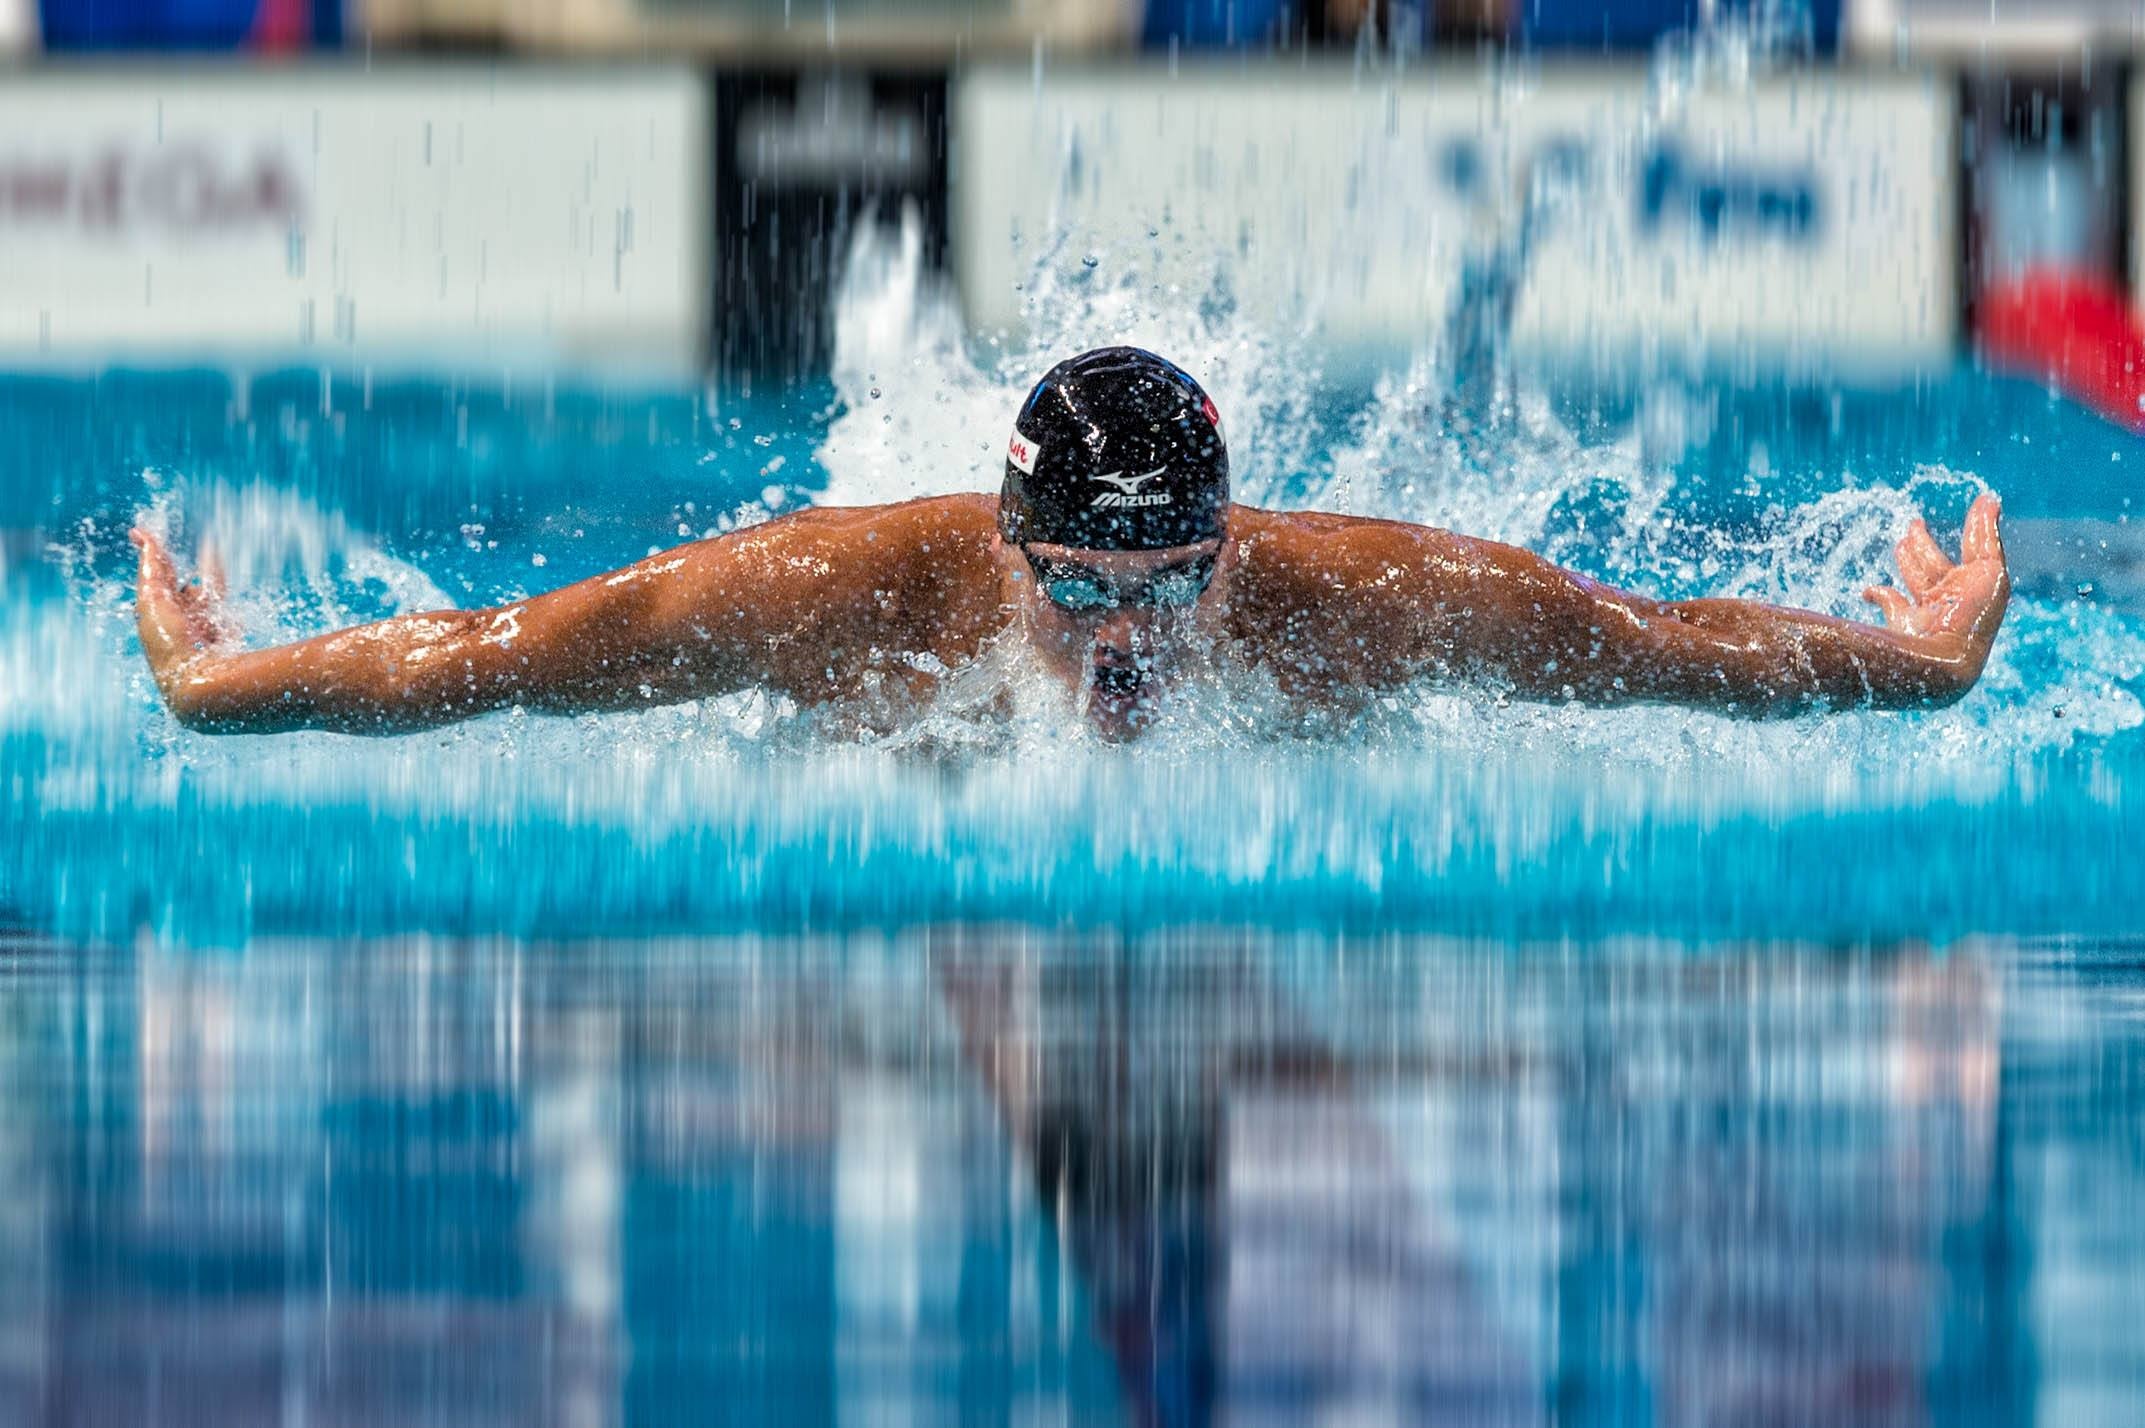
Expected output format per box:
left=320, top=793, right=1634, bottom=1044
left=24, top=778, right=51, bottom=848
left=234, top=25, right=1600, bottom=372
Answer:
left=0, top=933, right=2137, bottom=1424
left=937, top=937, right=1546, bottom=1425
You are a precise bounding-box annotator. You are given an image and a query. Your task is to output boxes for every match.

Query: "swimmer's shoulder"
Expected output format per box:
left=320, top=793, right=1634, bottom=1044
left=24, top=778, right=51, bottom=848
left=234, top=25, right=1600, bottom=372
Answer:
left=1221, top=504, right=1484, bottom=685
left=1224, top=503, right=1465, bottom=596
left=718, top=492, right=999, bottom=571
left=867, top=492, right=1001, bottom=576
left=779, top=491, right=1007, bottom=619
left=681, top=491, right=1008, bottom=661
left=666, top=492, right=1002, bottom=630
left=813, top=491, right=995, bottom=541
left=858, top=493, right=1009, bottom=644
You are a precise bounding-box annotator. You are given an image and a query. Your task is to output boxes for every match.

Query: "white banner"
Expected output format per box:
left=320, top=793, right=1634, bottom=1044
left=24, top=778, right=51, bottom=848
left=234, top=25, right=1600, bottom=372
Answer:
left=955, top=65, right=1956, bottom=380
left=0, top=67, right=706, bottom=375
left=1850, top=0, right=2145, bottom=59
left=2135, top=77, right=2145, bottom=310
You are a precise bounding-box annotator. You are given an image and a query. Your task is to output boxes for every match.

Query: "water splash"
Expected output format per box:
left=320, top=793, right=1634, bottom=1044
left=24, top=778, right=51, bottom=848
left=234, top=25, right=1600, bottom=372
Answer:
left=5, top=104, right=2144, bottom=944
left=14, top=214, right=2134, bottom=793
left=816, top=212, right=2141, bottom=755
left=1649, top=0, right=1817, bottom=118
left=819, top=204, right=1323, bottom=511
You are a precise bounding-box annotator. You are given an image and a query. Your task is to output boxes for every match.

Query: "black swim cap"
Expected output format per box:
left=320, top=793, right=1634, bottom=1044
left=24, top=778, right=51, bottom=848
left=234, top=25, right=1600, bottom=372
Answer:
left=999, top=346, right=1229, bottom=551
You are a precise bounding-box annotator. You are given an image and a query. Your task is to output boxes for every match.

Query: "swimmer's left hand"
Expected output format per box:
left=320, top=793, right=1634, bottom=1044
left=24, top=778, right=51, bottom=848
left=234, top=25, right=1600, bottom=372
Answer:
left=1861, top=493, right=2010, bottom=666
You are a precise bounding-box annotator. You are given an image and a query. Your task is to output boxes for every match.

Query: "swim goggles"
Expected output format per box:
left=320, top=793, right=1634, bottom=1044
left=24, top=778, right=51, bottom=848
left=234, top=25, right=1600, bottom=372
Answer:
left=1021, top=550, right=1217, bottom=612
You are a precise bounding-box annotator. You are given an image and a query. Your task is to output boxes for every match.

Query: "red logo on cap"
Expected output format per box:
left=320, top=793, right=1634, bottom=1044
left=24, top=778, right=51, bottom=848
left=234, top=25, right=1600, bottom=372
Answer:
left=1200, top=395, right=1221, bottom=427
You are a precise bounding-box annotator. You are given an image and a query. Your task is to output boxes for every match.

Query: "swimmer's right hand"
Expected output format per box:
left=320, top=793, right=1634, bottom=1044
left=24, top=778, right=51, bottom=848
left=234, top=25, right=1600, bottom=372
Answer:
left=130, top=527, right=235, bottom=703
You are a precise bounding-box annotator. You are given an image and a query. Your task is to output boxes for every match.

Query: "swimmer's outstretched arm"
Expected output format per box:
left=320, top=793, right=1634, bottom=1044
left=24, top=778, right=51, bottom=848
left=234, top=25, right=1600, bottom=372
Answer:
left=1302, top=492, right=2009, bottom=715
left=131, top=502, right=957, bottom=734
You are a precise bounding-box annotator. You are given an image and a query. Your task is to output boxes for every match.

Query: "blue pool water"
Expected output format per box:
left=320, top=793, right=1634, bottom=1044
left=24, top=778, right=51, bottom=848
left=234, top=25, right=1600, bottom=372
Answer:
left=4, top=246, right=2145, bottom=1419
left=2, top=930, right=2142, bottom=1424
left=3, top=357, right=2142, bottom=944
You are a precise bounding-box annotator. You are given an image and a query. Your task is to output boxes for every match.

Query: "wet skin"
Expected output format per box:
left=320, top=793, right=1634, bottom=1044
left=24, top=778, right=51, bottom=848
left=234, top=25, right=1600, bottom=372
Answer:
left=132, top=491, right=2010, bottom=737
left=1008, top=538, right=1226, bottom=740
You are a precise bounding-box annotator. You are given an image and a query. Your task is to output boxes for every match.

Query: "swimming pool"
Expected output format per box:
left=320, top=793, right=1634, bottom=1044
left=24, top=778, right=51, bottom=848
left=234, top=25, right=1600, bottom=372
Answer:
left=4, top=341, right=2141, bottom=945
left=3, top=236, right=2144, bottom=1420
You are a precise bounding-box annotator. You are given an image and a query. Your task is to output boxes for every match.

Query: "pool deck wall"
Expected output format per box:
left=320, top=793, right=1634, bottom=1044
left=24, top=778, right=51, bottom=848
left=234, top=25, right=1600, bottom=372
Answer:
left=0, top=54, right=2121, bottom=387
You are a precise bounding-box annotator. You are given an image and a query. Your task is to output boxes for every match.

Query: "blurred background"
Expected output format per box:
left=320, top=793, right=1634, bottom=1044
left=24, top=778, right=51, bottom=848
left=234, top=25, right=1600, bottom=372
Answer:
left=7, top=5, right=2145, bottom=1428
left=0, top=0, right=2137, bottom=407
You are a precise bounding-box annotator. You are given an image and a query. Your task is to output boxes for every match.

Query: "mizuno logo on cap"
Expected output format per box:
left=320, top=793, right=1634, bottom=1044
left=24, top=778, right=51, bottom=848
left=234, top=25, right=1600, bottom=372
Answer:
left=1089, top=466, right=1173, bottom=508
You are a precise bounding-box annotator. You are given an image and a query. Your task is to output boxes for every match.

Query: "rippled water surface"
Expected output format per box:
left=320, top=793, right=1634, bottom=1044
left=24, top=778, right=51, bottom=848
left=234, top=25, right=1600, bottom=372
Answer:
left=2, top=930, right=2141, bottom=1425
left=3, top=349, right=2143, bottom=944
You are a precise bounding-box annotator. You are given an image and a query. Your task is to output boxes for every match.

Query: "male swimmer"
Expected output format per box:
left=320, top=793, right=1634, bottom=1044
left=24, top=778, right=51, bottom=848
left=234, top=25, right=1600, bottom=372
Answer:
left=133, top=347, right=2010, bottom=741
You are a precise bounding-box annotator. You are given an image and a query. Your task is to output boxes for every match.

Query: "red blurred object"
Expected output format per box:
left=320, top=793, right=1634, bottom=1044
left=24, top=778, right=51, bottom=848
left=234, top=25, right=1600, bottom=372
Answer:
left=1977, top=267, right=2145, bottom=431
left=247, top=0, right=310, bottom=51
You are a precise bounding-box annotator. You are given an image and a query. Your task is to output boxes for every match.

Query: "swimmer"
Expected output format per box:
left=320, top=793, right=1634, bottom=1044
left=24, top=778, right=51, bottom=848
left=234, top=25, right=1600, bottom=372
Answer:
left=132, top=347, right=2010, bottom=740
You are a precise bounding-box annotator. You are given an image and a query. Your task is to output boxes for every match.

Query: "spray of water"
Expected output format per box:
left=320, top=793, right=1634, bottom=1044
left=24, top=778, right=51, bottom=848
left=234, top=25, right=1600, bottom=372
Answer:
left=6, top=201, right=2139, bottom=792
left=3, top=41, right=2143, bottom=941
left=807, top=200, right=2145, bottom=776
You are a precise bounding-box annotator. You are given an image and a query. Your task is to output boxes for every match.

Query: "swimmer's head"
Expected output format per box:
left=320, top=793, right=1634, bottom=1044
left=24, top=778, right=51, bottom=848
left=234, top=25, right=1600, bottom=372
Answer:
left=998, top=347, right=1229, bottom=552
left=998, top=349, right=1229, bottom=738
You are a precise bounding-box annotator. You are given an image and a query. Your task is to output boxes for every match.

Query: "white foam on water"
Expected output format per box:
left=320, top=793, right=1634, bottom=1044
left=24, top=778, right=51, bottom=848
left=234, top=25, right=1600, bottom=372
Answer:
left=2, top=50, right=2141, bottom=948
left=818, top=205, right=1322, bottom=512
left=4, top=489, right=2138, bottom=947
left=2, top=210, right=2137, bottom=852
left=807, top=214, right=2145, bottom=795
